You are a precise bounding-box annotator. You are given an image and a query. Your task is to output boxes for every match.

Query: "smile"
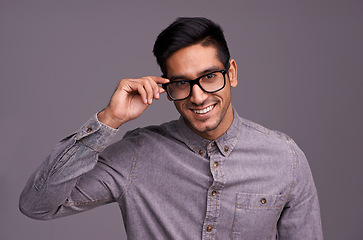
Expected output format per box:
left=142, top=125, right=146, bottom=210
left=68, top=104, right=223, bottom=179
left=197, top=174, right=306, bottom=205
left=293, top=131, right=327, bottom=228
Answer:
left=193, top=105, right=215, bottom=114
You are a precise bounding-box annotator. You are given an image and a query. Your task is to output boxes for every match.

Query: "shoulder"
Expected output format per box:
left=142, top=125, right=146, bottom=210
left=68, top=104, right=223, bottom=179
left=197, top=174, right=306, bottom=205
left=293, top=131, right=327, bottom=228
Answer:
left=240, top=117, right=315, bottom=182
left=236, top=116, right=309, bottom=169
left=123, top=119, right=180, bottom=139
left=237, top=116, right=316, bottom=191
left=238, top=116, right=293, bottom=147
left=109, top=119, right=184, bottom=151
left=100, top=119, right=179, bottom=162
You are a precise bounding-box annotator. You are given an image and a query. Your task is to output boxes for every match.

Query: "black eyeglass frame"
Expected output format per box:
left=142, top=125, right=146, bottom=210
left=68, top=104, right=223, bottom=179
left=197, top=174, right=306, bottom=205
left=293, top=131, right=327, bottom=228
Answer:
left=162, top=68, right=229, bottom=101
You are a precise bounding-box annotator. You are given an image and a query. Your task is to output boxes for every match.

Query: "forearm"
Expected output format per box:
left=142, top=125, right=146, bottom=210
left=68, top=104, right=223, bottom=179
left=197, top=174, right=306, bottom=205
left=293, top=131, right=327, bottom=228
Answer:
left=19, top=114, right=118, bottom=220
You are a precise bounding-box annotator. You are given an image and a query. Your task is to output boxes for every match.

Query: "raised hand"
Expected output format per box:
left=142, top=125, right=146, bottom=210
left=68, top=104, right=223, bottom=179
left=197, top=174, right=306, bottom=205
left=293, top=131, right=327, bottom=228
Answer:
left=97, top=76, right=169, bottom=129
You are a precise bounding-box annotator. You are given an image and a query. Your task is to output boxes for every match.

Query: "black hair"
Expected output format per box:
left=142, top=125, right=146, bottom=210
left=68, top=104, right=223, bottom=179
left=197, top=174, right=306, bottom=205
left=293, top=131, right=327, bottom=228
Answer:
left=153, top=17, right=230, bottom=77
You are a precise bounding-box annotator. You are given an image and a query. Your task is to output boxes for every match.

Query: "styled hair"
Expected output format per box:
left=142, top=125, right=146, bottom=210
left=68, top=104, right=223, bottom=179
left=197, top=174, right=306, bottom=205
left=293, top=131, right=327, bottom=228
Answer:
left=153, top=17, right=230, bottom=77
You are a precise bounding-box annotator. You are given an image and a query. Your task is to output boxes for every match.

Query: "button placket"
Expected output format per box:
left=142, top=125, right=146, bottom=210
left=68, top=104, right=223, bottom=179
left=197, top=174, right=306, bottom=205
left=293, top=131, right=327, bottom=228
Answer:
left=211, top=190, right=217, bottom=197
left=203, top=150, right=225, bottom=240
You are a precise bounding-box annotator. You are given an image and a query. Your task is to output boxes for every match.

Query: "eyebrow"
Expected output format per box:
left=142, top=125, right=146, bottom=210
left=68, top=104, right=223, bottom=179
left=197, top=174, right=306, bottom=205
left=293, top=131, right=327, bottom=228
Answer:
left=169, top=66, right=222, bottom=81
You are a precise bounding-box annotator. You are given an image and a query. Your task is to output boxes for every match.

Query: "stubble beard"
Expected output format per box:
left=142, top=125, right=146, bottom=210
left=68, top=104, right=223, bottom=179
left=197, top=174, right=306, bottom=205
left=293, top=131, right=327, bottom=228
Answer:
left=183, top=97, right=232, bottom=136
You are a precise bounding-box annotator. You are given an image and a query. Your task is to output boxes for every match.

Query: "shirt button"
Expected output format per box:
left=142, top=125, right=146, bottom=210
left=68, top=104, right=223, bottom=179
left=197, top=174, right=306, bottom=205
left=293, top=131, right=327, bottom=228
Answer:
left=207, top=225, right=213, bottom=232
left=259, top=198, right=267, bottom=204
left=86, top=126, right=92, bottom=133
left=212, top=190, right=217, bottom=196
left=214, top=162, right=219, bottom=168
left=224, top=145, right=229, bottom=153
left=211, top=142, right=215, bottom=147
left=199, top=149, right=203, bottom=156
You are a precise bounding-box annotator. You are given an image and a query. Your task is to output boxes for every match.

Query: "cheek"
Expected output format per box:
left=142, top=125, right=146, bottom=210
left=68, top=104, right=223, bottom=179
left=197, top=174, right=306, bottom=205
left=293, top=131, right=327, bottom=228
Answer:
left=220, top=88, right=231, bottom=102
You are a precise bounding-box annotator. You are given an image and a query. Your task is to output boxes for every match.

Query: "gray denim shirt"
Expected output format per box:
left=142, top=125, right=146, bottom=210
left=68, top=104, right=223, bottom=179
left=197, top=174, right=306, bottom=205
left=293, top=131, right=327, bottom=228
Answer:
left=20, top=109, right=323, bottom=239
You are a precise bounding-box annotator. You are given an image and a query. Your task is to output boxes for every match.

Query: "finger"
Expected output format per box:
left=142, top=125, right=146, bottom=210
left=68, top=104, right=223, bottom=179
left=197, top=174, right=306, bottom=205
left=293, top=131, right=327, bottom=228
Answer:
left=142, top=78, right=155, bottom=105
left=151, top=76, right=170, bottom=84
left=137, top=84, right=148, bottom=105
left=158, top=86, right=166, bottom=94
left=149, top=78, right=162, bottom=100
left=144, top=77, right=165, bottom=101
left=122, top=77, right=168, bottom=104
left=148, top=77, right=168, bottom=98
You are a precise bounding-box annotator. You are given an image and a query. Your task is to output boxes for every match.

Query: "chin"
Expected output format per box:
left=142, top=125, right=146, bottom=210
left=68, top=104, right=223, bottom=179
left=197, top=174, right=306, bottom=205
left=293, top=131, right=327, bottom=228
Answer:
left=187, top=117, right=221, bottom=134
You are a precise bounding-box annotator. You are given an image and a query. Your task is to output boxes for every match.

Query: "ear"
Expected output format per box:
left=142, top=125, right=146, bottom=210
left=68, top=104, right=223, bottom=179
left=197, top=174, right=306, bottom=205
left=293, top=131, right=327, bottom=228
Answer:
left=228, top=59, right=238, bottom=88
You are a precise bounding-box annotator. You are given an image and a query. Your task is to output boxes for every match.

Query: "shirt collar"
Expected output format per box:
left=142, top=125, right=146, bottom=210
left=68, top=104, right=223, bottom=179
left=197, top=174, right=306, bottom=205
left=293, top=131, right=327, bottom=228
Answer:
left=177, top=108, right=242, bottom=157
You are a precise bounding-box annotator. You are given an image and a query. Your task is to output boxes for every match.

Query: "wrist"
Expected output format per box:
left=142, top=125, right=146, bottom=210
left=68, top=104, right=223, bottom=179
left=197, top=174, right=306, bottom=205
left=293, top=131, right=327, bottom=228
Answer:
left=97, top=109, right=124, bottom=129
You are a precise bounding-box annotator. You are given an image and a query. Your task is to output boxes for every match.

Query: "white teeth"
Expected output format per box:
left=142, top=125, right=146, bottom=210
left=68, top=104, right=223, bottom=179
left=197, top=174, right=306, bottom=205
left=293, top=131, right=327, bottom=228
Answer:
left=194, top=105, right=214, bottom=114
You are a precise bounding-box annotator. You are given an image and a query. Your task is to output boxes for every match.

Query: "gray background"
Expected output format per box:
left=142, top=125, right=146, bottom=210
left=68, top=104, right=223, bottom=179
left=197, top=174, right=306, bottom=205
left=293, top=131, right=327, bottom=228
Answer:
left=1, top=0, right=362, bottom=239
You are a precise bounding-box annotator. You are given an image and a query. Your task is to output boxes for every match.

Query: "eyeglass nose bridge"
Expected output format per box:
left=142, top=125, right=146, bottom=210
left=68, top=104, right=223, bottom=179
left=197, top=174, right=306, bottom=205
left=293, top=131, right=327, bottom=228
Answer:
left=187, top=77, right=206, bottom=93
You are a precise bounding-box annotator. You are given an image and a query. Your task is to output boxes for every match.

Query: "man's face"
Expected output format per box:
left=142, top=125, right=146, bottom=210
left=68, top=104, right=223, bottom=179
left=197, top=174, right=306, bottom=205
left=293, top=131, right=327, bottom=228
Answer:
left=165, top=44, right=238, bottom=140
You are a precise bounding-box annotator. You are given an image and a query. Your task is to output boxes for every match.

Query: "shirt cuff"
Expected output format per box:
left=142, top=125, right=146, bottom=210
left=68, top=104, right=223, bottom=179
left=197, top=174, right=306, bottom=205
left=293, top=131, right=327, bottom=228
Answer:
left=75, top=113, right=119, bottom=152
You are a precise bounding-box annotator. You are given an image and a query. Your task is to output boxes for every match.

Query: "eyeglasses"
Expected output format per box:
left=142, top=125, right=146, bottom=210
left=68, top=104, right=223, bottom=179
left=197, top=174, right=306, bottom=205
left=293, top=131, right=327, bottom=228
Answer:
left=162, top=69, right=228, bottom=101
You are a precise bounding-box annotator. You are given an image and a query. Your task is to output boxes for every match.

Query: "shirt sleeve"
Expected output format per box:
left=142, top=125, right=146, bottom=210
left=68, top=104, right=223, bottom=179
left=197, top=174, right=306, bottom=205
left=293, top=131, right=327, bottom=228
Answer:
left=277, top=140, right=324, bottom=239
left=19, top=114, right=120, bottom=220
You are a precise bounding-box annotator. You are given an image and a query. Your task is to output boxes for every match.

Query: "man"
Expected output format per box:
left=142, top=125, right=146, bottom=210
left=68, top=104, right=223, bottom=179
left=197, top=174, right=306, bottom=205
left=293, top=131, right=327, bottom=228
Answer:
left=20, top=17, right=323, bottom=239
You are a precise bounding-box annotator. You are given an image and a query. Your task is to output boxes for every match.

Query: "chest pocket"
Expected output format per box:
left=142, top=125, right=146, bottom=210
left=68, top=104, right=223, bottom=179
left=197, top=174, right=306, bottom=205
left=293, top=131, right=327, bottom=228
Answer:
left=232, top=193, right=285, bottom=240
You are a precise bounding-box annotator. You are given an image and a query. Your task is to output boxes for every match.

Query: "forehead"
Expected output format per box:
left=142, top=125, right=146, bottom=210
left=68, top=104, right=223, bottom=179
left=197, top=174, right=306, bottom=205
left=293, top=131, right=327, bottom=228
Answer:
left=165, top=44, right=224, bottom=78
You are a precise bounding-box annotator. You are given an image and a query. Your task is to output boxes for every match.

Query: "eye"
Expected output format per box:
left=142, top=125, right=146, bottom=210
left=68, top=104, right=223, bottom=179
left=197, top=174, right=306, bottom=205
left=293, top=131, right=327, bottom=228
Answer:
left=176, top=80, right=187, bottom=86
left=206, top=73, right=215, bottom=79
left=201, top=73, right=216, bottom=81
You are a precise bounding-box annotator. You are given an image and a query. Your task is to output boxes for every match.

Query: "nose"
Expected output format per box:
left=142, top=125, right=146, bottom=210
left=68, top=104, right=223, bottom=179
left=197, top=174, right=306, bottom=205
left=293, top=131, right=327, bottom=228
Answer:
left=189, top=84, right=208, bottom=105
